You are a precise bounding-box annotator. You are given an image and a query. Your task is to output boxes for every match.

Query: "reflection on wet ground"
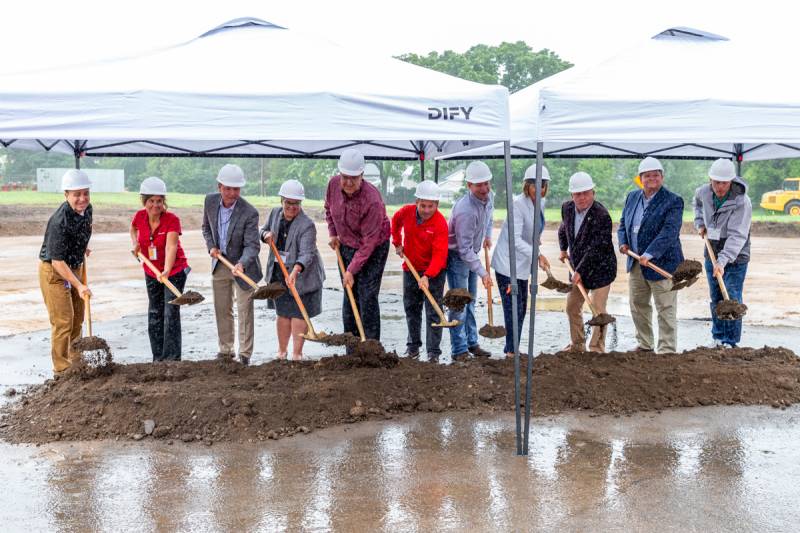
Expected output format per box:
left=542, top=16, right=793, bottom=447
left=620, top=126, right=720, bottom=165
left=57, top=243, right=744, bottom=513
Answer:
left=3, top=406, right=799, bottom=531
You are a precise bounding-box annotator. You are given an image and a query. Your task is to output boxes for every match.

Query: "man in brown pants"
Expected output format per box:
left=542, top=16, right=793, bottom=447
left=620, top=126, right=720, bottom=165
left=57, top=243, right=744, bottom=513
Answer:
left=558, top=172, right=617, bottom=352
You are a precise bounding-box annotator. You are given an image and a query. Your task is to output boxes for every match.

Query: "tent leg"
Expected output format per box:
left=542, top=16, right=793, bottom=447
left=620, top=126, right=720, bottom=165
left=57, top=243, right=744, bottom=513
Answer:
left=74, top=140, right=81, bottom=169
left=420, top=157, right=425, bottom=180
left=524, top=143, right=544, bottom=456
left=434, top=159, right=440, bottom=183
left=503, top=141, right=522, bottom=456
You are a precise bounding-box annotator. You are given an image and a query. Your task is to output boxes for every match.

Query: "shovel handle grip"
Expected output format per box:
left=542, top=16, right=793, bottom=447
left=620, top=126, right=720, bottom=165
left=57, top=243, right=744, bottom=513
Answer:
left=335, top=246, right=366, bottom=342
left=625, top=250, right=673, bottom=280
left=216, top=254, right=259, bottom=290
left=702, top=236, right=730, bottom=300
left=136, top=252, right=182, bottom=298
left=401, top=255, right=448, bottom=322
left=269, top=240, right=317, bottom=337
left=484, top=247, right=494, bottom=326
left=565, top=261, right=598, bottom=316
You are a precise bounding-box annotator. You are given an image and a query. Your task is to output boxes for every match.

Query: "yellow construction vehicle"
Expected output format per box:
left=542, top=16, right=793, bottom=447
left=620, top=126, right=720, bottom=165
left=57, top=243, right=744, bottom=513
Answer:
left=760, top=177, right=800, bottom=215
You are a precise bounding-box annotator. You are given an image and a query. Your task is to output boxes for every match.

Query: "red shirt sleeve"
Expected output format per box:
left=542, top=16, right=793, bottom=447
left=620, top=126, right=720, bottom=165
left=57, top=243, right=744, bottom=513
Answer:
left=164, top=212, right=182, bottom=235
left=423, top=212, right=450, bottom=278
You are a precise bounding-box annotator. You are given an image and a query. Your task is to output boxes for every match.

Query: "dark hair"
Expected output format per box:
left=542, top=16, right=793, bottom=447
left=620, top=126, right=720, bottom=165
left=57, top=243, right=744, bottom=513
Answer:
left=140, top=194, right=168, bottom=210
left=523, top=179, right=548, bottom=198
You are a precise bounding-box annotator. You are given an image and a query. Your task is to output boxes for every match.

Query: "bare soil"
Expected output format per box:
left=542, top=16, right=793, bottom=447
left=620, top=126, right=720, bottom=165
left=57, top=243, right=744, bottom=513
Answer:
left=673, top=259, right=703, bottom=282
left=479, top=324, right=506, bottom=338
left=169, top=290, right=204, bottom=306
left=717, top=300, right=748, bottom=320
left=253, top=282, right=285, bottom=300
left=442, top=288, right=473, bottom=312
left=3, top=346, right=799, bottom=445
left=541, top=275, right=572, bottom=293
left=588, top=313, right=616, bottom=326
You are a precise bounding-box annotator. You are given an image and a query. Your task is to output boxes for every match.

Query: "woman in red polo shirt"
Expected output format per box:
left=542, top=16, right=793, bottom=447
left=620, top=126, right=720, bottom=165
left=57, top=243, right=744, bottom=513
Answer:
left=129, top=177, right=190, bottom=361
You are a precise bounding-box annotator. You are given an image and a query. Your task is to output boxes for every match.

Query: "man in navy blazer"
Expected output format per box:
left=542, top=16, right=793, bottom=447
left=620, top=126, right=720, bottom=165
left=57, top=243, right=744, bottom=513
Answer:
left=618, top=157, right=684, bottom=353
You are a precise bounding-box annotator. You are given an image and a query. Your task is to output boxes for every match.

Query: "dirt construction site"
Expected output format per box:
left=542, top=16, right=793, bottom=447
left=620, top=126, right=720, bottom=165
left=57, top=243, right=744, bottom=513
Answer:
left=2, top=206, right=800, bottom=530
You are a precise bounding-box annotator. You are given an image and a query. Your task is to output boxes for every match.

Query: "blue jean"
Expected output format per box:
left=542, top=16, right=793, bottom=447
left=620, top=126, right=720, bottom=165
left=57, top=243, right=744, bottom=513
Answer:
left=705, top=258, right=747, bottom=346
left=446, top=254, right=478, bottom=356
left=495, top=272, right=528, bottom=354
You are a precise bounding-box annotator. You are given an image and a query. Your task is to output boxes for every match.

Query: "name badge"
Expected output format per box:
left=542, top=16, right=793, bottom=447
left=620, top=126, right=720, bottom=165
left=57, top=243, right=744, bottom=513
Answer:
left=633, top=225, right=640, bottom=234
left=707, top=227, right=722, bottom=240
left=148, top=245, right=158, bottom=260
left=275, top=253, right=288, bottom=264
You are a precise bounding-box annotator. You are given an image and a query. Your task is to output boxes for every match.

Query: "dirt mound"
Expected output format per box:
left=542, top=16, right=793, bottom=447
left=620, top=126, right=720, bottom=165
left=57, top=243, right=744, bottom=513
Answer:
left=316, top=332, right=357, bottom=346
left=442, top=288, right=473, bottom=312
left=479, top=324, right=506, bottom=338
left=717, top=300, right=748, bottom=320
left=673, top=259, right=703, bottom=282
left=3, top=346, right=799, bottom=444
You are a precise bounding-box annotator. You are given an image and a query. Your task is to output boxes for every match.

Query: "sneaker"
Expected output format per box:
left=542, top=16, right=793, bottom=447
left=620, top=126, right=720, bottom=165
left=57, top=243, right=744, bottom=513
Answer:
left=240, top=355, right=250, bottom=366
left=468, top=345, right=491, bottom=358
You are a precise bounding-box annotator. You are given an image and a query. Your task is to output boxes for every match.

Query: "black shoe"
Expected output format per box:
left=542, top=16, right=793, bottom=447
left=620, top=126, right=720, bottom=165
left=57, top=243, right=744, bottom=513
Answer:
left=451, top=351, right=470, bottom=362
left=404, top=350, right=420, bottom=359
left=468, top=345, right=491, bottom=358
left=240, top=355, right=250, bottom=366
left=427, top=353, right=440, bottom=364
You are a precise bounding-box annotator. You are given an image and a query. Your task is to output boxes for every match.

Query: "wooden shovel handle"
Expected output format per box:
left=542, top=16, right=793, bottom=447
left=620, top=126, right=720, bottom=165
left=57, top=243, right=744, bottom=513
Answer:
left=625, top=250, right=673, bottom=279
left=334, top=246, right=366, bottom=342
left=136, top=252, right=182, bottom=298
left=483, top=247, right=494, bottom=326
left=703, top=236, right=730, bottom=300
left=565, top=261, right=598, bottom=316
left=82, top=259, right=92, bottom=337
left=268, top=240, right=317, bottom=338
left=401, top=254, right=448, bottom=322
left=216, top=254, right=259, bottom=290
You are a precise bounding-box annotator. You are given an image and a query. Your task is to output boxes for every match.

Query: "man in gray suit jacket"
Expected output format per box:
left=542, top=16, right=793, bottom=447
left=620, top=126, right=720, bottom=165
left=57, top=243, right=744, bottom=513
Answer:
left=201, top=164, right=262, bottom=365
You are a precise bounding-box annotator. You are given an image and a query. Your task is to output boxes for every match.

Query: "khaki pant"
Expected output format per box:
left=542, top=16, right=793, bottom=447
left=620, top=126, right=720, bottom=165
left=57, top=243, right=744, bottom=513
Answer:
left=38, top=261, right=84, bottom=373
left=212, top=263, right=255, bottom=357
left=565, top=283, right=611, bottom=352
left=629, top=263, right=677, bottom=352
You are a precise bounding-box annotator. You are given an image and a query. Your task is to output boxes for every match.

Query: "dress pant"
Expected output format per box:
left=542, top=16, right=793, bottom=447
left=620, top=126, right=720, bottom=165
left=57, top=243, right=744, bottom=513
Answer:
left=212, top=263, right=255, bottom=357
left=565, top=283, right=611, bottom=352
left=628, top=263, right=677, bottom=352
left=403, top=270, right=446, bottom=358
left=145, top=270, right=187, bottom=361
left=339, top=240, right=390, bottom=341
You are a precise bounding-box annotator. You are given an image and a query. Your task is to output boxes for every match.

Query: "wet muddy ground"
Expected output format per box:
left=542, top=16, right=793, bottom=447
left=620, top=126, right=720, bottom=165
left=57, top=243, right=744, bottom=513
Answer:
left=2, top=407, right=800, bottom=531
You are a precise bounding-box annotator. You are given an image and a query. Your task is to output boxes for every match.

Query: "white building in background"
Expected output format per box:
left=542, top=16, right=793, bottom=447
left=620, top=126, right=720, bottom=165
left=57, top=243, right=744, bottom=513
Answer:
left=37, top=168, right=125, bottom=193
left=438, top=168, right=466, bottom=202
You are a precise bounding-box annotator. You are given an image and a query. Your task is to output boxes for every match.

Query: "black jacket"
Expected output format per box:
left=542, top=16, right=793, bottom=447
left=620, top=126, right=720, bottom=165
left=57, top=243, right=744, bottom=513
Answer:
left=558, top=200, right=617, bottom=290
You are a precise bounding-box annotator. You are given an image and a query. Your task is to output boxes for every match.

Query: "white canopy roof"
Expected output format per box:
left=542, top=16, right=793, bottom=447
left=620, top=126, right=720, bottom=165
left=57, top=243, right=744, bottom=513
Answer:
left=0, top=17, right=509, bottom=160
left=442, top=27, right=800, bottom=162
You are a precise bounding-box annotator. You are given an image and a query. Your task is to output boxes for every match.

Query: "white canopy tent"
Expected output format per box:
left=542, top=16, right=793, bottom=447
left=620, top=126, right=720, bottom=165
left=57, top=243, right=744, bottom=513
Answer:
left=0, top=17, right=509, bottom=164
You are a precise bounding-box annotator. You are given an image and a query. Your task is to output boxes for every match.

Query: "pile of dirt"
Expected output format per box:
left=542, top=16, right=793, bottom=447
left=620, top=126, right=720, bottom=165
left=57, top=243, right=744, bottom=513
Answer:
left=3, top=346, right=799, bottom=444
left=442, top=288, right=473, bottom=312
left=717, top=300, right=748, bottom=320
left=479, top=324, right=506, bottom=338
left=259, top=282, right=287, bottom=300
left=316, top=332, right=357, bottom=346
left=673, top=259, right=703, bottom=282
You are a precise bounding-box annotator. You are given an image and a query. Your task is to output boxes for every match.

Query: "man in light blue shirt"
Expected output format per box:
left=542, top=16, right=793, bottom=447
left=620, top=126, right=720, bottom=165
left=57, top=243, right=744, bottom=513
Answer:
left=446, top=161, right=494, bottom=361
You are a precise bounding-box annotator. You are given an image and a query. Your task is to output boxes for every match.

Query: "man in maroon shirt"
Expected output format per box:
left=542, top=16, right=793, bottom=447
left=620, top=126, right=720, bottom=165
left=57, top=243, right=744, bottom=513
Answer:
left=325, top=148, right=391, bottom=342
left=392, top=180, right=449, bottom=362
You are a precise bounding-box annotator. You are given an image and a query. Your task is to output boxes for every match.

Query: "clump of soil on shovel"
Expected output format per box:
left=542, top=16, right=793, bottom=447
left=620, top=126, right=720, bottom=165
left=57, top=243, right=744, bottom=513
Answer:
left=5, top=346, right=800, bottom=444
left=673, top=259, right=703, bottom=282
left=260, top=282, right=287, bottom=300
left=717, top=300, right=748, bottom=320
left=442, top=288, right=474, bottom=312
left=318, top=332, right=358, bottom=346
left=169, top=290, right=204, bottom=306
left=479, top=324, right=506, bottom=338
left=587, top=313, right=616, bottom=327
left=541, top=276, right=572, bottom=293
left=70, top=336, right=113, bottom=378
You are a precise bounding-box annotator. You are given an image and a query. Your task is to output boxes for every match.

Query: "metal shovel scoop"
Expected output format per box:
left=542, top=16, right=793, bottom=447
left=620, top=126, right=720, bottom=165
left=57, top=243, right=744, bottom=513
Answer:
left=216, top=254, right=284, bottom=300
left=401, top=255, right=459, bottom=328
left=135, top=252, right=204, bottom=305
left=479, top=248, right=506, bottom=339
left=71, top=257, right=113, bottom=373
left=625, top=250, right=701, bottom=291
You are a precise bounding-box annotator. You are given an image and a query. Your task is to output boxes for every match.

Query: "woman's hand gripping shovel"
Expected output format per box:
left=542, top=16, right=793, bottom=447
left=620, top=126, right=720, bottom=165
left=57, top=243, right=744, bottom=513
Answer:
left=133, top=251, right=204, bottom=305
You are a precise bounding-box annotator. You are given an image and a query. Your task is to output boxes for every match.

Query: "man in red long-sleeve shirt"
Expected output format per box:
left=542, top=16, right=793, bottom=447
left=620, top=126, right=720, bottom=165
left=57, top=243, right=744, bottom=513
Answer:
left=325, top=149, right=391, bottom=342
left=391, top=180, right=449, bottom=362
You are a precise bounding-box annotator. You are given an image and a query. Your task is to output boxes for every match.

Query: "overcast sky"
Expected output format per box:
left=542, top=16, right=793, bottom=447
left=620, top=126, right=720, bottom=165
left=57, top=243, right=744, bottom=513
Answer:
left=0, top=0, right=793, bottom=74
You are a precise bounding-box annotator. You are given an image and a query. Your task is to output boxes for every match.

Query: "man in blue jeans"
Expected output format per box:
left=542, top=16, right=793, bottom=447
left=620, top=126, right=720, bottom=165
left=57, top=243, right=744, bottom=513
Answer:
left=693, top=158, right=752, bottom=348
left=446, top=161, right=494, bottom=361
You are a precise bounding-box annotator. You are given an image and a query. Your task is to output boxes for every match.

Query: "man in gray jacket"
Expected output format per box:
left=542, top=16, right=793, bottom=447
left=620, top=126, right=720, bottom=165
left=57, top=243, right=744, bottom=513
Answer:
left=446, top=161, right=494, bottom=361
left=693, top=158, right=752, bottom=348
left=202, top=164, right=262, bottom=365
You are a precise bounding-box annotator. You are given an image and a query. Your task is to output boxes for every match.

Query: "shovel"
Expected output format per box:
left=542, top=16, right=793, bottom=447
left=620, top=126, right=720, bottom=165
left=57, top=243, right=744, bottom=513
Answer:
left=703, top=236, right=747, bottom=321
left=71, top=257, right=112, bottom=369
left=335, top=246, right=366, bottom=342
left=479, top=248, right=506, bottom=339
left=625, top=250, right=701, bottom=291
left=540, top=265, right=572, bottom=293
left=134, top=252, right=204, bottom=305
left=268, top=239, right=331, bottom=342
left=401, top=255, right=459, bottom=328
left=216, top=254, right=283, bottom=300
left=565, top=261, right=616, bottom=327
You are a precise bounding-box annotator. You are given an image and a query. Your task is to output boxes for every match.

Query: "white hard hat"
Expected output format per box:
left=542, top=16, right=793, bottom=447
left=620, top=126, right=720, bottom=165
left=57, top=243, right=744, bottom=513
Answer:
left=216, top=164, right=246, bottom=187
left=338, top=148, right=365, bottom=176
left=568, top=171, right=595, bottom=193
left=708, top=158, right=736, bottom=182
left=465, top=161, right=492, bottom=184
left=61, top=169, right=91, bottom=191
left=278, top=179, right=305, bottom=200
left=524, top=164, right=550, bottom=182
left=414, top=180, right=441, bottom=201
left=638, top=156, right=664, bottom=175
left=139, top=176, right=167, bottom=195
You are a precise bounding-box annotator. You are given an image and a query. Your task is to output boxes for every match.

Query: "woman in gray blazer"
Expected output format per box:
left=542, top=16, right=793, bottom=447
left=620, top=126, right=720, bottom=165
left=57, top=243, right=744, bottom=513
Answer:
left=261, top=180, right=325, bottom=360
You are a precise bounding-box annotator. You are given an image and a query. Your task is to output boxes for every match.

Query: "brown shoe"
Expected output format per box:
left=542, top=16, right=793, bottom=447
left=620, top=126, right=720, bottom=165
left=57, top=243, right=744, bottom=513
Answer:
left=633, top=346, right=654, bottom=353
left=468, top=345, right=491, bottom=358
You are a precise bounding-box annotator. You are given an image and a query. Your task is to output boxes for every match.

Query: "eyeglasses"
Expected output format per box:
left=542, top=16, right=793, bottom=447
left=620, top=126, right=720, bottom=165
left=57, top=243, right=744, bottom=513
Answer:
left=283, top=200, right=302, bottom=207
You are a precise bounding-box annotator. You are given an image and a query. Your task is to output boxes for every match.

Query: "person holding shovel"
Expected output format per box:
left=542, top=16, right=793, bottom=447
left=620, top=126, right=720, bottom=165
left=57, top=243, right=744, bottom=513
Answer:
left=558, top=172, right=617, bottom=352
left=618, top=157, right=684, bottom=353
left=38, top=169, right=93, bottom=374
left=693, top=158, right=752, bottom=348
left=261, top=179, right=325, bottom=360
left=324, top=148, right=391, bottom=343
left=491, top=164, right=551, bottom=357
left=447, top=161, right=494, bottom=361
left=391, top=180, right=449, bottom=362
left=130, top=177, right=190, bottom=361
left=202, top=164, right=262, bottom=366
